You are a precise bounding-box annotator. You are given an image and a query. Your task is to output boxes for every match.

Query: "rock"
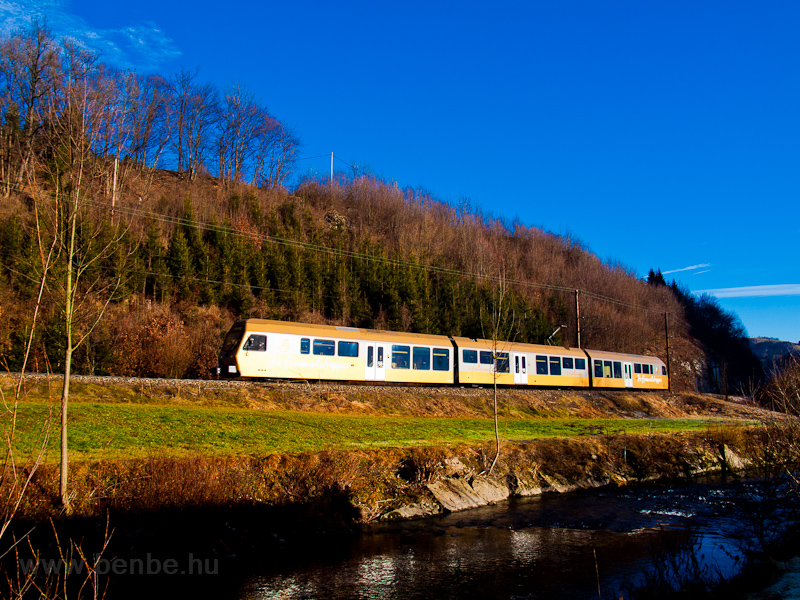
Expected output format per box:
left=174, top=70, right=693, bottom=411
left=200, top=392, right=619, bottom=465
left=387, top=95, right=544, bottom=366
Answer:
left=381, top=500, right=443, bottom=520
left=471, top=476, right=509, bottom=503
left=427, top=475, right=509, bottom=512
left=427, top=478, right=484, bottom=511
left=723, top=445, right=749, bottom=470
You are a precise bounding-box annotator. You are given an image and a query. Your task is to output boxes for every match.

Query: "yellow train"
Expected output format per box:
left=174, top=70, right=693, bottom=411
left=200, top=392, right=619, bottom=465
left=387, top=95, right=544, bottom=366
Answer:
left=218, top=319, right=668, bottom=390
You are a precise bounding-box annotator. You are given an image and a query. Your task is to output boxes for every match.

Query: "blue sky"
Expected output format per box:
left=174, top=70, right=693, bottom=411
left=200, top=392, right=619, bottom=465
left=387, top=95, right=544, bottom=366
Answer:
left=4, top=0, right=799, bottom=343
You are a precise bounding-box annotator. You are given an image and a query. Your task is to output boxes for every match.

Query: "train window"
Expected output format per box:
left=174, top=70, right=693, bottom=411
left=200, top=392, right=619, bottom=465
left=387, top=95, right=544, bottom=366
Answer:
left=313, top=339, right=335, bottom=356
left=463, top=349, right=478, bottom=364
left=603, top=361, right=613, bottom=378
left=562, top=357, right=574, bottom=370
left=522, top=356, right=527, bottom=371
left=594, top=360, right=604, bottom=378
left=300, top=338, right=310, bottom=354
left=221, top=325, right=244, bottom=354
left=367, top=346, right=374, bottom=368
left=515, top=356, right=520, bottom=373
left=243, top=334, right=266, bottom=352
left=634, top=363, right=642, bottom=374
left=613, top=362, right=622, bottom=379
left=433, top=348, right=450, bottom=371
left=392, top=345, right=410, bottom=369
left=576, top=358, right=586, bottom=371
left=496, top=353, right=510, bottom=373
left=338, top=341, right=359, bottom=357
left=643, top=364, right=652, bottom=374
left=549, top=356, right=561, bottom=376
left=480, top=351, right=493, bottom=365
left=536, top=356, right=548, bottom=375
left=413, top=347, right=431, bottom=370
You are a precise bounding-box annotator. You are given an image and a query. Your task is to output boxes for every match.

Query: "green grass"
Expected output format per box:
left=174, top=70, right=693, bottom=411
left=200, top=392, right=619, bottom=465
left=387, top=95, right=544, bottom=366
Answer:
left=4, top=400, right=724, bottom=462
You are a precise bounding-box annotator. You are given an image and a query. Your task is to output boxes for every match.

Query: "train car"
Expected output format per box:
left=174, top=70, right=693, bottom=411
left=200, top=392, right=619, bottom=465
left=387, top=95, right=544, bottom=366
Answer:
left=515, top=343, right=591, bottom=387
left=584, top=349, right=668, bottom=390
left=219, top=319, right=455, bottom=384
left=219, top=319, right=669, bottom=392
left=452, top=338, right=592, bottom=387
left=451, top=337, right=515, bottom=386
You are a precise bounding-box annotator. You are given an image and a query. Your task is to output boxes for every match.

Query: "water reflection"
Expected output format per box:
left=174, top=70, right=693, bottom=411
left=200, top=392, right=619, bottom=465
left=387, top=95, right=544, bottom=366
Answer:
left=240, top=478, right=792, bottom=600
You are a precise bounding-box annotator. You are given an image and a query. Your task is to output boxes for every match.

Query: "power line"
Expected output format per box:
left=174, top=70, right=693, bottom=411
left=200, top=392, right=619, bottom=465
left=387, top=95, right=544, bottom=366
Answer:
left=1, top=179, right=675, bottom=320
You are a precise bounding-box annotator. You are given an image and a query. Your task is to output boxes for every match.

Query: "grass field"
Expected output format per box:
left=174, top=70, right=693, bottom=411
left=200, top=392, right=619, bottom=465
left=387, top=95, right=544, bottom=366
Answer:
left=5, top=399, right=725, bottom=462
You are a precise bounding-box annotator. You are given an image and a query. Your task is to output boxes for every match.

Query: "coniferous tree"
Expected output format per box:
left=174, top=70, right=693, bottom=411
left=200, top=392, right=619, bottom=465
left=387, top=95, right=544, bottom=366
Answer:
left=167, top=227, right=192, bottom=298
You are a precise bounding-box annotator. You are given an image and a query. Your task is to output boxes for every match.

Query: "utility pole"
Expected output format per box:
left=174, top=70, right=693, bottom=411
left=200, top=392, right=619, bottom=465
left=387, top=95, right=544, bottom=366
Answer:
left=111, top=156, right=118, bottom=222
left=575, top=289, right=581, bottom=349
left=664, top=312, right=672, bottom=393
left=330, top=152, right=334, bottom=198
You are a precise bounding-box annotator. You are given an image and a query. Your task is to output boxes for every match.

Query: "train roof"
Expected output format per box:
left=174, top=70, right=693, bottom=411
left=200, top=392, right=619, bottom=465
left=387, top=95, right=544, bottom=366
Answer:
left=450, top=337, right=588, bottom=356
left=240, top=319, right=453, bottom=347
left=583, top=348, right=665, bottom=365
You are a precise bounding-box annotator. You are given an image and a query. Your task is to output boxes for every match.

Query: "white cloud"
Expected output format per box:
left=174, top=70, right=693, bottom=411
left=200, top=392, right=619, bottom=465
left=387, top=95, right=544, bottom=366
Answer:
left=0, top=1, right=180, bottom=70
left=696, top=284, right=800, bottom=298
left=663, top=263, right=712, bottom=275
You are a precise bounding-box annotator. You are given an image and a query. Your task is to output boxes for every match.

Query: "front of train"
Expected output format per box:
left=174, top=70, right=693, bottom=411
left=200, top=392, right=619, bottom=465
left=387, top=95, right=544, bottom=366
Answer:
left=217, top=320, right=246, bottom=377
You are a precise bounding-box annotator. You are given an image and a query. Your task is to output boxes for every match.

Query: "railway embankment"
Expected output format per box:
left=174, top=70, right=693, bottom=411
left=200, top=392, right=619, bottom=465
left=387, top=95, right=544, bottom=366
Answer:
left=2, top=374, right=774, bottom=526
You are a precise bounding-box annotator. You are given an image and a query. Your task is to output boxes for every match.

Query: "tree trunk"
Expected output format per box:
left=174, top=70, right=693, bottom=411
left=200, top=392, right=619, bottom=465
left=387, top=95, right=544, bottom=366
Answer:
left=59, top=195, right=77, bottom=515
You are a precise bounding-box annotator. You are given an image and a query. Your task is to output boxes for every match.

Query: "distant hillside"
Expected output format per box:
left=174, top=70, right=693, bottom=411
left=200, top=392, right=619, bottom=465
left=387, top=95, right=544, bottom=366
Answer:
left=750, top=337, right=800, bottom=369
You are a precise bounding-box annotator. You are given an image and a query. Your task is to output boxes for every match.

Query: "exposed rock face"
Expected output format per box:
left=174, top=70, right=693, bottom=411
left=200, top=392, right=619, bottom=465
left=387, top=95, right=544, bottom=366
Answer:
left=382, top=434, right=741, bottom=519
left=426, top=476, right=509, bottom=512
left=722, top=445, right=749, bottom=470
left=381, top=500, right=443, bottom=520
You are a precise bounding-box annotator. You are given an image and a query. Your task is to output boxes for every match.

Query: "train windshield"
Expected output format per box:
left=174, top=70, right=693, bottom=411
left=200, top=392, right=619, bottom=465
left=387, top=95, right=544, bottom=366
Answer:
left=220, top=324, right=245, bottom=356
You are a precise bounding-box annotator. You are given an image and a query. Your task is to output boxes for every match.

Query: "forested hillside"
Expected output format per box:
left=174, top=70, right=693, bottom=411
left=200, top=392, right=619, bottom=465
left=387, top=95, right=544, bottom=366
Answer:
left=0, top=21, right=760, bottom=393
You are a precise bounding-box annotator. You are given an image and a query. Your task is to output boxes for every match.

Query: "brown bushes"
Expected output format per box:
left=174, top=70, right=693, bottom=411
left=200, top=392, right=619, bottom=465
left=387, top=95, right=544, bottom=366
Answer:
left=112, top=302, right=229, bottom=379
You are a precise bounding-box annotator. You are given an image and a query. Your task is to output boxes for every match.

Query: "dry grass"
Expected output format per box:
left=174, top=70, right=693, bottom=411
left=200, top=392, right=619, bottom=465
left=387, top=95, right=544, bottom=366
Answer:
left=7, top=425, right=767, bottom=524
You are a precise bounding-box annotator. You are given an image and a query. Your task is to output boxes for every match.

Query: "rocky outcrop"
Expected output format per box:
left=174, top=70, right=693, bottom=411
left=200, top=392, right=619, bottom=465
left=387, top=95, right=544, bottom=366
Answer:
left=426, top=476, right=509, bottom=512
left=380, top=435, right=745, bottom=520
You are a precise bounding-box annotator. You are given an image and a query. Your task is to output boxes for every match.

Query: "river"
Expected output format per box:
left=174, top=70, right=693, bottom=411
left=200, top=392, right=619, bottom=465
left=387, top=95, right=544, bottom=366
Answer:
left=89, top=474, right=796, bottom=599
left=231, top=476, right=795, bottom=600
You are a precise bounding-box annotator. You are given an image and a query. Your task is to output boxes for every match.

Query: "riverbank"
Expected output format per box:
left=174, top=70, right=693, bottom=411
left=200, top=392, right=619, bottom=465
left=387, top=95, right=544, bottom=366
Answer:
left=1, top=374, right=770, bottom=522
left=12, top=424, right=753, bottom=523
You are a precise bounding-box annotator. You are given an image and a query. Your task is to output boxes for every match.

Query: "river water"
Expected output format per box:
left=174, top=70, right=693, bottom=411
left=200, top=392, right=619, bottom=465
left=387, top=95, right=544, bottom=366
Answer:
left=234, top=476, right=796, bottom=600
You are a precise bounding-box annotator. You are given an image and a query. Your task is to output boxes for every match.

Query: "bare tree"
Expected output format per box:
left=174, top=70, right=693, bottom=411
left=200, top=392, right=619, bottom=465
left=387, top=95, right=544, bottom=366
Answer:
left=41, top=39, right=135, bottom=513
left=170, top=68, right=217, bottom=180
left=253, top=114, right=299, bottom=190
left=0, top=18, right=58, bottom=196
left=127, top=73, right=171, bottom=169
left=215, top=82, right=261, bottom=184
left=482, top=264, right=517, bottom=474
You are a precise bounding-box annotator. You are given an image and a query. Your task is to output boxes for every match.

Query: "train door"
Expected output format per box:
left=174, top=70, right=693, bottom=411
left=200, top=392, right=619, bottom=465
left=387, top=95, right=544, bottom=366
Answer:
left=623, top=362, right=633, bottom=388
left=513, top=352, right=527, bottom=384
left=365, top=343, right=386, bottom=381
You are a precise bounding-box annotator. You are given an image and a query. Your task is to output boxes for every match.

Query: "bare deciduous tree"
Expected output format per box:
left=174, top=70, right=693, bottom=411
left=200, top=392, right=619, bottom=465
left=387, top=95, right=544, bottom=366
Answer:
left=253, top=115, right=299, bottom=190
left=171, top=68, right=217, bottom=180
left=482, top=264, right=517, bottom=474
left=42, top=39, right=135, bottom=514
left=0, top=18, right=58, bottom=196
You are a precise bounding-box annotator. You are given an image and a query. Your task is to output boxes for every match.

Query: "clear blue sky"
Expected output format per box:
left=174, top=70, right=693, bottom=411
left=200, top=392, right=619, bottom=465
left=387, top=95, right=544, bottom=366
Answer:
left=4, top=1, right=799, bottom=342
